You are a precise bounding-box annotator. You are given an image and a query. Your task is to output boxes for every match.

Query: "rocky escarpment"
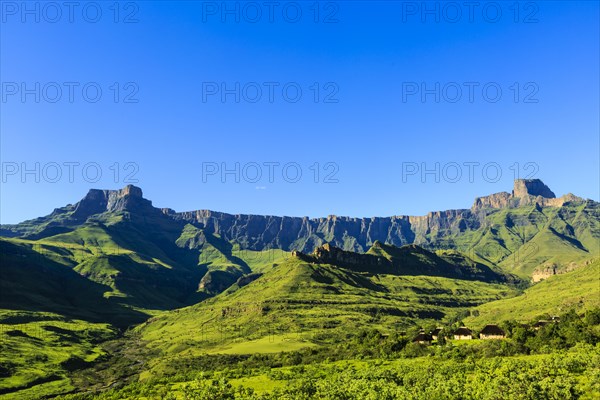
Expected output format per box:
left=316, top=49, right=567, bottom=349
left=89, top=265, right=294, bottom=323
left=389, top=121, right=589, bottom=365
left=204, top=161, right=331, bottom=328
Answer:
left=164, top=179, right=587, bottom=253
left=1, top=179, right=593, bottom=260
left=0, top=185, right=160, bottom=239
left=513, top=179, right=556, bottom=198
left=164, top=208, right=479, bottom=253
left=531, top=259, right=594, bottom=282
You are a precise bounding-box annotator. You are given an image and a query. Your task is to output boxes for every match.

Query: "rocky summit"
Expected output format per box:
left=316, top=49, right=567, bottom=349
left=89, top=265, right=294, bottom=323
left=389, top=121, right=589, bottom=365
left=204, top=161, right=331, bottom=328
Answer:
left=513, top=179, right=556, bottom=198
left=73, top=185, right=151, bottom=218
left=472, top=179, right=580, bottom=210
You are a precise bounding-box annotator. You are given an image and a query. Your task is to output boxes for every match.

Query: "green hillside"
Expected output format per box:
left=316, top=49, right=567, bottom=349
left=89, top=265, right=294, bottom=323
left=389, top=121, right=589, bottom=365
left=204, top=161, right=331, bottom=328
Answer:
left=465, top=259, right=600, bottom=326
left=457, top=202, right=599, bottom=276
left=133, top=255, right=518, bottom=379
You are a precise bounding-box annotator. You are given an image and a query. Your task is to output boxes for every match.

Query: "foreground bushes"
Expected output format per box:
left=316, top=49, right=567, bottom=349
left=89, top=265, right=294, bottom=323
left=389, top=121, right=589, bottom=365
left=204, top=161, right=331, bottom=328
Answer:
left=59, top=343, right=600, bottom=400
left=57, top=309, right=600, bottom=399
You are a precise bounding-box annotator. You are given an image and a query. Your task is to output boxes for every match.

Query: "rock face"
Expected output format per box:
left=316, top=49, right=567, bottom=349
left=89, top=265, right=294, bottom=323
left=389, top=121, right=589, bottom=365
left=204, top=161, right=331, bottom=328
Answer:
left=472, top=192, right=513, bottom=209
left=472, top=179, right=581, bottom=211
left=513, top=179, right=556, bottom=199
left=531, top=265, right=558, bottom=282
left=72, top=185, right=154, bottom=219
left=167, top=209, right=480, bottom=253
left=1, top=179, right=592, bottom=256
left=160, top=179, right=588, bottom=253
left=531, top=260, right=588, bottom=282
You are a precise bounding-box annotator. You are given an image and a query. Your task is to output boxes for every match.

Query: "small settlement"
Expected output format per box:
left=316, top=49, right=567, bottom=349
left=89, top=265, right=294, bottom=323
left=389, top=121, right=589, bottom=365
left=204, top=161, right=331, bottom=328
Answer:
left=411, top=316, right=562, bottom=344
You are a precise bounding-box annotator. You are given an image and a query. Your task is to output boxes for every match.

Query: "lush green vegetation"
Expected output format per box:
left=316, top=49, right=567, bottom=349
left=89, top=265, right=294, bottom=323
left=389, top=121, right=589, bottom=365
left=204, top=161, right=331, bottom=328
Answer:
left=55, top=347, right=600, bottom=400
left=0, top=311, right=116, bottom=399
left=1, top=188, right=598, bottom=399
left=52, top=307, right=600, bottom=399
left=133, top=256, right=518, bottom=379
left=455, top=202, right=599, bottom=276
left=466, top=259, right=600, bottom=325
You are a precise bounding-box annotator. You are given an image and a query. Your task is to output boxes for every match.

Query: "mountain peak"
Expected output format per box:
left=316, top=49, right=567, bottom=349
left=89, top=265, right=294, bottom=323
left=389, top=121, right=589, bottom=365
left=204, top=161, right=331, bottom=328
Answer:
left=472, top=178, right=570, bottom=210
left=119, top=184, right=144, bottom=198
left=72, top=185, right=152, bottom=219
left=513, top=179, right=556, bottom=199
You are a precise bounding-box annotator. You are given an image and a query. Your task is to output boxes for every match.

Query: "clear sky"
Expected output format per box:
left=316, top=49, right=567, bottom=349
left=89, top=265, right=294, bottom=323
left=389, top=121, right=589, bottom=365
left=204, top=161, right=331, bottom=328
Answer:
left=1, top=1, right=598, bottom=224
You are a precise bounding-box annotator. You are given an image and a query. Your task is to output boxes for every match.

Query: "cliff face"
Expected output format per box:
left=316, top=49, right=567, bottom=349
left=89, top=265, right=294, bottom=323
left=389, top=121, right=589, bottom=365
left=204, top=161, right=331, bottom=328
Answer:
left=73, top=185, right=154, bottom=220
left=162, top=179, right=590, bottom=253
left=2, top=180, right=592, bottom=260
left=472, top=179, right=581, bottom=211
left=513, top=179, right=555, bottom=199
left=166, top=209, right=482, bottom=252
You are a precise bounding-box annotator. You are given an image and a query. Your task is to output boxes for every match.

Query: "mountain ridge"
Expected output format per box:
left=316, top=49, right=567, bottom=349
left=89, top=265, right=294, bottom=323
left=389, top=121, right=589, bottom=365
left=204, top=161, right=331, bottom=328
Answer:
left=1, top=179, right=597, bottom=277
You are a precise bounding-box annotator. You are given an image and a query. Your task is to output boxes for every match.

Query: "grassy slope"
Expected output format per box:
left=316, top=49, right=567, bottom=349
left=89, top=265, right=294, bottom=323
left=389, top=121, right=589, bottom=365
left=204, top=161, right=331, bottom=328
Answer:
left=0, top=217, right=199, bottom=399
left=465, top=259, right=600, bottom=326
left=0, top=224, right=290, bottom=399
left=454, top=202, right=599, bottom=277
left=135, top=257, right=517, bottom=378
left=0, top=313, right=116, bottom=400
left=0, top=237, right=149, bottom=399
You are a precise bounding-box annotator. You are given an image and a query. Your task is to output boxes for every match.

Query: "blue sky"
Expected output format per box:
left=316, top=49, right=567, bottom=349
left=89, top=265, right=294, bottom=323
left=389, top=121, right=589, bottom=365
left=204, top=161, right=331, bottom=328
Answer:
left=1, top=1, right=598, bottom=223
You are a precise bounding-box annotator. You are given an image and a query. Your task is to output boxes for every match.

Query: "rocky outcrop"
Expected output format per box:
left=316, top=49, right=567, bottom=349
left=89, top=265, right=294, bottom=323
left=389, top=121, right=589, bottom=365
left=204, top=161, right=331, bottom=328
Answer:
left=472, top=192, right=513, bottom=209
left=531, top=265, right=557, bottom=282
left=72, top=185, right=154, bottom=220
left=472, top=179, right=582, bottom=211
left=292, top=242, right=514, bottom=282
left=523, top=193, right=583, bottom=208
left=513, top=179, right=556, bottom=199
left=299, top=243, right=390, bottom=271
left=531, top=259, right=590, bottom=282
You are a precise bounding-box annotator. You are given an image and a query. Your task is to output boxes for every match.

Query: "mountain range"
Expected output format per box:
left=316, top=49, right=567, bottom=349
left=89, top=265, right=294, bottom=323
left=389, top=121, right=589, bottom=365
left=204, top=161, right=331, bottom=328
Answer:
left=2, top=178, right=597, bottom=278
left=0, top=178, right=598, bottom=398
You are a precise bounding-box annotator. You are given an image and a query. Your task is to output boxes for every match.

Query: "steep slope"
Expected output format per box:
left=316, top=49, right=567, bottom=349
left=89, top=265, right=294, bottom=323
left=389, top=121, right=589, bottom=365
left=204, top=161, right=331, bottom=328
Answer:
left=0, top=239, right=145, bottom=398
left=0, top=238, right=147, bottom=326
